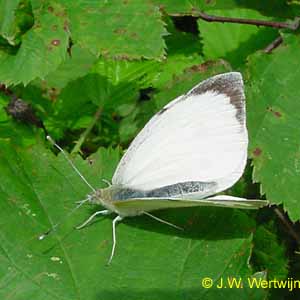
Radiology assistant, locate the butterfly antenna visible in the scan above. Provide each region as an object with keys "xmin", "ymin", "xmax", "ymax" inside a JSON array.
[
  {"xmin": 39, "ymin": 197, "xmax": 89, "ymax": 240},
  {"xmin": 46, "ymin": 135, "xmax": 96, "ymax": 193},
  {"xmin": 39, "ymin": 136, "xmax": 96, "ymax": 240}
]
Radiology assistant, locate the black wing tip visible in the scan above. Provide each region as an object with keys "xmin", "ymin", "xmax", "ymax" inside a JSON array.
[
  {"xmin": 189, "ymin": 72, "xmax": 245, "ymax": 125},
  {"xmin": 156, "ymin": 72, "xmax": 245, "ymax": 121},
  {"xmin": 189, "ymin": 72, "xmax": 244, "ymax": 96},
  {"xmin": 215, "ymin": 72, "xmax": 243, "ymax": 86}
]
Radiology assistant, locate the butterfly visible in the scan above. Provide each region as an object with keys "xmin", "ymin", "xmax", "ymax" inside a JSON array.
[{"xmin": 42, "ymin": 72, "xmax": 267, "ymax": 264}]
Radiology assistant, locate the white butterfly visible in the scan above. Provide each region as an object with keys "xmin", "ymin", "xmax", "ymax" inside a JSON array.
[{"xmin": 43, "ymin": 72, "xmax": 267, "ymax": 264}]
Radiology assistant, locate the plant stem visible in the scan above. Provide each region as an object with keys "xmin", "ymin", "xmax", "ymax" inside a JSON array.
[
  {"xmin": 190, "ymin": 11, "xmax": 300, "ymax": 30},
  {"xmin": 274, "ymin": 207, "xmax": 300, "ymax": 245},
  {"xmin": 71, "ymin": 105, "xmax": 103, "ymax": 155},
  {"xmin": 264, "ymin": 36, "xmax": 283, "ymax": 53}
]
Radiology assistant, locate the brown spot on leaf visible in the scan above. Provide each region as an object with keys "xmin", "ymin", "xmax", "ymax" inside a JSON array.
[
  {"xmin": 52, "ymin": 24, "xmax": 58, "ymax": 31},
  {"xmin": 147, "ymin": 9, "xmax": 154, "ymax": 16},
  {"xmin": 114, "ymin": 54, "xmax": 130, "ymax": 60},
  {"xmin": 159, "ymin": 4, "xmax": 165, "ymax": 12},
  {"xmin": 274, "ymin": 111, "xmax": 282, "ymax": 118},
  {"xmin": 237, "ymin": 250, "xmax": 246, "ymax": 257},
  {"xmin": 189, "ymin": 65, "xmax": 204, "ymax": 72},
  {"xmin": 187, "ymin": 218, "xmax": 194, "ymax": 226},
  {"xmin": 253, "ymin": 147, "xmax": 262, "ymax": 157},
  {"xmin": 191, "ymin": 7, "xmax": 198, "ymax": 14},
  {"xmin": 114, "ymin": 28, "xmax": 127, "ymax": 35},
  {"xmin": 43, "ymin": 87, "xmax": 59, "ymax": 101},
  {"xmin": 102, "ymin": 49, "xmax": 109, "ymax": 58},
  {"xmin": 130, "ymin": 32, "xmax": 138, "ymax": 39},
  {"xmin": 86, "ymin": 7, "xmax": 97, "ymax": 14},
  {"xmin": 54, "ymin": 10, "xmax": 67, "ymax": 17},
  {"xmin": 187, "ymin": 61, "xmax": 219, "ymax": 73},
  {"xmin": 123, "ymin": 0, "xmax": 129, "ymax": 4},
  {"xmin": 79, "ymin": 21, "xmax": 88, "ymax": 26},
  {"xmin": 8, "ymin": 196, "xmax": 18, "ymax": 204},
  {"xmin": 34, "ymin": 23, "xmax": 42, "ymax": 29},
  {"xmin": 267, "ymin": 106, "xmax": 282, "ymax": 118},
  {"xmin": 64, "ymin": 20, "xmax": 70, "ymax": 32},
  {"xmin": 48, "ymin": 6, "xmax": 54, "ymax": 13},
  {"xmin": 51, "ymin": 39, "xmax": 60, "ymax": 46}
]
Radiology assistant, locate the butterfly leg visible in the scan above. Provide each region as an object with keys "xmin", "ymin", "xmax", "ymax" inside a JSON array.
[
  {"xmin": 75, "ymin": 197, "xmax": 90, "ymax": 205},
  {"xmin": 107, "ymin": 215, "xmax": 123, "ymax": 265},
  {"xmin": 102, "ymin": 179, "xmax": 112, "ymax": 187},
  {"xmin": 143, "ymin": 212, "xmax": 184, "ymax": 231},
  {"xmin": 76, "ymin": 210, "xmax": 111, "ymax": 229}
]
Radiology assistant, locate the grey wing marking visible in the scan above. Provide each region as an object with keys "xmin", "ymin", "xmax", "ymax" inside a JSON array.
[{"xmin": 112, "ymin": 181, "xmax": 218, "ymax": 201}]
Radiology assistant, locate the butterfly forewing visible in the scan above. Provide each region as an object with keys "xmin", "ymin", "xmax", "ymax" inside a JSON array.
[{"xmin": 112, "ymin": 72, "xmax": 248, "ymax": 198}]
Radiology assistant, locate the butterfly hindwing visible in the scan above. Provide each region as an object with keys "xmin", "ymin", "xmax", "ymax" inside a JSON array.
[{"xmin": 113, "ymin": 196, "xmax": 267, "ymax": 216}]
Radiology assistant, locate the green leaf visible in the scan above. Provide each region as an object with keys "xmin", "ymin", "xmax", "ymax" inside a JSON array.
[
  {"xmin": 198, "ymin": 9, "xmax": 278, "ymax": 68},
  {"xmin": 42, "ymin": 11, "xmax": 205, "ymax": 143},
  {"xmin": 93, "ymin": 16, "xmax": 203, "ymax": 91},
  {"xmin": 92, "ymin": 17, "xmax": 203, "ymax": 91},
  {"xmin": 0, "ymin": 2, "xmax": 69, "ymax": 85},
  {"xmin": 0, "ymin": 138, "xmax": 266, "ymax": 300},
  {"xmin": 252, "ymin": 221, "xmax": 288, "ymax": 280},
  {"xmin": 43, "ymin": 71, "xmax": 140, "ymax": 141},
  {"xmin": 151, "ymin": 16, "xmax": 203, "ymax": 89},
  {"xmin": 246, "ymin": 34, "xmax": 300, "ymax": 221},
  {"xmin": 66, "ymin": 0, "xmax": 167, "ymax": 59},
  {"xmin": 0, "ymin": 0, "xmax": 20, "ymax": 44},
  {"xmin": 38, "ymin": 45, "xmax": 97, "ymax": 90},
  {"xmin": 44, "ymin": 76, "xmax": 97, "ymax": 138}
]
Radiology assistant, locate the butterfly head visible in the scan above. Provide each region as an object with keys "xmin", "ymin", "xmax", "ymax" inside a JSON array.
[{"xmin": 87, "ymin": 187, "xmax": 117, "ymax": 212}]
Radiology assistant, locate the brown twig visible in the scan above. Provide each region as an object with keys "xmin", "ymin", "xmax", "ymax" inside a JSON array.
[
  {"xmin": 264, "ymin": 36, "xmax": 283, "ymax": 53},
  {"xmin": 274, "ymin": 207, "xmax": 300, "ymax": 245},
  {"xmin": 192, "ymin": 11, "xmax": 300, "ymax": 30}
]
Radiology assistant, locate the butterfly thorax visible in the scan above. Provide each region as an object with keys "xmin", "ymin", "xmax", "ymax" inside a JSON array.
[
  {"xmin": 88, "ymin": 187, "xmax": 115, "ymax": 211},
  {"xmin": 87, "ymin": 185, "xmax": 144, "ymax": 217}
]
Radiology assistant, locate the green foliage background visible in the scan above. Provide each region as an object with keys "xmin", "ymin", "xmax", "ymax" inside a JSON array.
[{"xmin": 1, "ymin": 1, "xmax": 300, "ymax": 299}]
